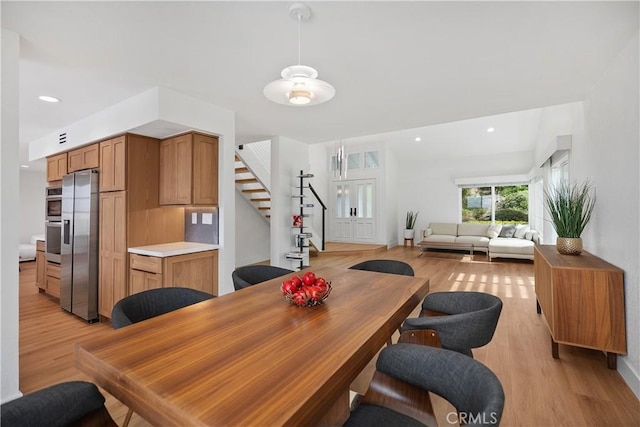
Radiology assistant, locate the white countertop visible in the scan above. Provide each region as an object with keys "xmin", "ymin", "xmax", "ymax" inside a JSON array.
[{"xmin": 128, "ymin": 242, "xmax": 219, "ymax": 257}]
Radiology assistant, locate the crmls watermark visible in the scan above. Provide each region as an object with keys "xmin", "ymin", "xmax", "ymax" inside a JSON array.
[{"xmin": 446, "ymin": 411, "xmax": 500, "ymax": 425}]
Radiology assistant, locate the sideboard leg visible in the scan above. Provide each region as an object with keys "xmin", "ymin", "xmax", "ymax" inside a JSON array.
[
  {"xmin": 536, "ymin": 299, "xmax": 541, "ymax": 314},
  {"xmin": 607, "ymin": 352, "xmax": 617, "ymax": 370},
  {"xmin": 551, "ymin": 337, "xmax": 559, "ymax": 359}
]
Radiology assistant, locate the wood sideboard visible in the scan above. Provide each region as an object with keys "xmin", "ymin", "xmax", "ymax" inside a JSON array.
[{"xmin": 534, "ymin": 244, "xmax": 626, "ymax": 369}]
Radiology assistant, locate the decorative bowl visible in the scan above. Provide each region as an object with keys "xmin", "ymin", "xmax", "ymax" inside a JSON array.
[{"xmin": 281, "ymin": 271, "xmax": 332, "ymax": 307}]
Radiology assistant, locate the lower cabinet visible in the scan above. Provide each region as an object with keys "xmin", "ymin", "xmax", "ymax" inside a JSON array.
[
  {"xmin": 129, "ymin": 251, "xmax": 218, "ymax": 296},
  {"xmin": 35, "ymin": 240, "xmax": 61, "ymax": 298},
  {"xmin": 45, "ymin": 261, "xmax": 61, "ymax": 298}
]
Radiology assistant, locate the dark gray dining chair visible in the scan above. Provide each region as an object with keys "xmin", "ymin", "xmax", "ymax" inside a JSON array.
[
  {"xmin": 232, "ymin": 265, "xmax": 294, "ymax": 291},
  {"xmin": 111, "ymin": 287, "xmax": 215, "ymax": 425},
  {"xmin": 400, "ymin": 291, "xmax": 503, "ymax": 357},
  {"xmin": 111, "ymin": 287, "xmax": 215, "ymax": 329},
  {"xmin": 0, "ymin": 381, "xmax": 116, "ymax": 427},
  {"xmin": 349, "ymin": 259, "xmax": 415, "ymax": 276},
  {"xmin": 346, "ymin": 344, "xmax": 504, "ymax": 427}
]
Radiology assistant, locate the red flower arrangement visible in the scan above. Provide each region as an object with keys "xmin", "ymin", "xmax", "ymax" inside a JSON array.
[{"xmin": 281, "ymin": 271, "xmax": 332, "ymax": 307}]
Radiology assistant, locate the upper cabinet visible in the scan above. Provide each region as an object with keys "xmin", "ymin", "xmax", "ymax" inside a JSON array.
[
  {"xmin": 46, "ymin": 152, "xmax": 68, "ymax": 182},
  {"xmin": 159, "ymin": 132, "xmax": 218, "ymax": 205},
  {"xmin": 99, "ymin": 135, "xmax": 127, "ymax": 192},
  {"xmin": 68, "ymin": 143, "xmax": 100, "ymax": 173}
]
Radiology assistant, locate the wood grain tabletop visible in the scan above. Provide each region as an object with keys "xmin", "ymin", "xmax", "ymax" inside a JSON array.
[{"xmin": 75, "ymin": 266, "xmax": 429, "ymax": 426}]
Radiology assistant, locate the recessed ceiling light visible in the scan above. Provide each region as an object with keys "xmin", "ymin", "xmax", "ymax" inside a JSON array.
[
  {"xmin": 414, "ymin": 137, "xmax": 421, "ymax": 142},
  {"xmin": 487, "ymin": 127, "xmax": 495, "ymax": 133},
  {"xmin": 38, "ymin": 95, "xmax": 60, "ymax": 103},
  {"xmin": 20, "ymin": 165, "xmax": 29, "ymax": 168}
]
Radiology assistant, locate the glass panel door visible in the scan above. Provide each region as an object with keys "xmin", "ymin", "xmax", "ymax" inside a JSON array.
[{"xmin": 331, "ymin": 179, "xmax": 376, "ymax": 243}]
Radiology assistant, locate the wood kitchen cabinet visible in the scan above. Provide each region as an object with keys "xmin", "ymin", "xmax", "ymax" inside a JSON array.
[
  {"xmin": 46, "ymin": 153, "xmax": 68, "ymax": 182},
  {"xmin": 35, "ymin": 239, "xmax": 60, "ymax": 298},
  {"xmin": 45, "ymin": 261, "xmax": 61, "ymax": 298},
  {"xmin": 99, "ymin": 135, "xmax": 126, "ymax": 192},
  {"xmin": 159, "ymin": 132, "xmax": 218, "ymax": 205},
  {"xmin": 99, "ymin": 191, "xmax": 127, "ymax": 318},
  {"xmin": 97, "ymin": 134, "xmax": 184, "ymax": 319},
  {"xmin": 68, "ymin": 143, "xmax": 99, "ymax": 172},
  {"xmin": 534, "ymin": 245, "xmax": 626, "ymax": 369},
  {"xmin": 129, "ymin": 251, "xmax": 218, "ymax": 296},
  {"xmin": 129, "ymin": 254, "xmax": 163, "ymax": 295}
]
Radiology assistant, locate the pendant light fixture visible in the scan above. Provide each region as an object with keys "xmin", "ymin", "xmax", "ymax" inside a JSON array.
[
  {"xmin": 264, "ymin": 3, "xmax": 335, "ymax": 107},
  {"xmin": 333, "ymin": 140, "xmax": 347, "ymax": 180}
]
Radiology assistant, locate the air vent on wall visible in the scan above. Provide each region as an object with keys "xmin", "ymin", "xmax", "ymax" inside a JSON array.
[{"xmin": 59, "ymin": 132, "xmax": 67, "ymax": 144}]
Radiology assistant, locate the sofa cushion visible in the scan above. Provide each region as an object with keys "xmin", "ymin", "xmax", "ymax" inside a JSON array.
[
  {"xmin": 513, "ymin": 224, "xmax": 530, "ymax": 239},
  {"xmin": 428, "ymin": 223, "xmax": 458, "ymax": 236},
  {"xmin": 499, "ymin": 224, "xmax": 516, "ymax": 238},
  {"xmin": 487, "ymin": 224, "xmax": 502, "ymax": 239},
  {"xmin": 489, "ymin": 237, "xmax": 535, "ymax": 255},
  {"xmin": 455, "ymin": 235, "xmax": 490, "ymax": 248},
  {"xmin": 457, "ymin": 223, "xmax": 490, "ymax": 237},
  {"xmin": 424, "ymin": 235, "xmax": 456, "ymax": 244}
]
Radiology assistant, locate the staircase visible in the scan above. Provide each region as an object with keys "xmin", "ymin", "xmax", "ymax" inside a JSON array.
[{"xmin": 235, "ymin": 155, "xmax": 271, "ymax": 221}]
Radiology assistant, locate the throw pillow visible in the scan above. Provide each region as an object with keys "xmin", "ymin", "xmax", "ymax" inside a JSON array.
[
  {"xmin": 487, "ymin": 224, "xmax": 503, "ymax": 239},
  {"xmin": 499, "ymin": 224, "xmax": 516, "ymax": 238},
  {"xmin": 514, "ymin": 224, "xmax": 530, "ymax": 239},
  {"xmin": 524, "ymin": 230, "xmax": 534, "ymax": 241}
]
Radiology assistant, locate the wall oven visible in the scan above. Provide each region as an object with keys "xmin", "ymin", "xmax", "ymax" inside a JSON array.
[
  {"xmin": 45, "ymin": 185, "xmax": 63, "ymax": 263},
  {"xmin": 45, "ymin": 221, "xmax": 61, "ymax": 263},
  {"xmin": 46, "ymin": 186, "xmax": 63, "ymax": 221}
]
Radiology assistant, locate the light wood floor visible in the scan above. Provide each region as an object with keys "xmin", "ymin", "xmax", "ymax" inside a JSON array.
[{"xmin": 17, "ymin": 247, "xmax": 639, "ymax": 426}]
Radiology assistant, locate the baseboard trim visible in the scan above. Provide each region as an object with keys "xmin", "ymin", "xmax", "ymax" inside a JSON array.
[{"xmin": 617, "ymin": 356, "xmax": 640, "ymax": 399}]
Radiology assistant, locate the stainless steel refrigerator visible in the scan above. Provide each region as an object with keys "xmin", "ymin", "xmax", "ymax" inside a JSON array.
[{"xmin": 61, "ymin": 169, "xmax": 99, "ymax": 322}]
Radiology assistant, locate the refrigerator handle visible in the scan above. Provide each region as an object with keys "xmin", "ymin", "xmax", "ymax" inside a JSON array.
[{"xmin": 63, "ymin": 219, "xmax": 71, "ymax": 245}]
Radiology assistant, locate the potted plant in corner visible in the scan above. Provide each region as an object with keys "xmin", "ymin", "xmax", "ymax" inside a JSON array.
[
  {"xmin": 404, "ymin": 211, "xmax": 419, "ymax": 240},
  {"xmin": 544, "ymin": 180, "xmax": 596, "ymax": 255}
]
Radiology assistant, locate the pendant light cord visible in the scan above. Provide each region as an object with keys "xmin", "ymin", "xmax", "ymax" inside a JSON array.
[{"xmin": 297, "ymin": 14, "xmax": 302, "ymax": 66}]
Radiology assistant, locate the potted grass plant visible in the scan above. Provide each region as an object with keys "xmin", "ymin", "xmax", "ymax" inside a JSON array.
[
  {"xmin": 404, "ymin": 211, "xmax": 419, "ymax": 240},
  {"xmin": 544, "ymin": 180, "xmax": 596, "ymax": 255}
]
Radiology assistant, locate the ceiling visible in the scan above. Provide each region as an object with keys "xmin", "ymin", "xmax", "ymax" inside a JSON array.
[{"xmin": 2, "ymin": 1, "xmax": 638, "ymax": 170}]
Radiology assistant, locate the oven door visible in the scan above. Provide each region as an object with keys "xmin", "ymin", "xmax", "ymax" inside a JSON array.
[
  {"xmin": 45, "ymin": 221, "xmax": 61, "ymax": 263},
  {"xmin": 46, "ymin": 197, "xmax": 62, "ymax": 221}
]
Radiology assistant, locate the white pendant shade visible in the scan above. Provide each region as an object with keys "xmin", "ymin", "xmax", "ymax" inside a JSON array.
[
  {"xmin": 264, "ymin": 3, "xmax": 335, "ymax": 107},
  {"xmin": 264, "ymin": 65, "xmax": 335, "ymax": 106}
]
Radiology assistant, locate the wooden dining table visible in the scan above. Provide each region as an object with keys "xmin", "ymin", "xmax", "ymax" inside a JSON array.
[{"xmin": 75, "ymin": 266, "xmax": 430, "ymax": 426}]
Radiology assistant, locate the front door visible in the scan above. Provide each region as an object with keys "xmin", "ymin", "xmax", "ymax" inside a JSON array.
[{"xmin": 331, "ymin": 179, "xmax": 376, "ymax": 243}]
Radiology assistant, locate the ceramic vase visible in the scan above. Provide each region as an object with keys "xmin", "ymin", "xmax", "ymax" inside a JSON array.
[{"xmin": 556, "ymin": 237, "xmax": 583, "ymax": 255}]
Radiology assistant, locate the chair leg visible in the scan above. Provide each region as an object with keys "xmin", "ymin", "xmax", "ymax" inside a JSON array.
[{"xmin": 122, "ymin": 408, "xmax": 133, "ymax": 427}]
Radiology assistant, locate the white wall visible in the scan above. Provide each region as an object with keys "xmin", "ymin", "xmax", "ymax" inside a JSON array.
[
  {"xmin": 235, "ymin": 191, "xmax": 270, "ymax": 266},
  {"xmin": 308, "ymin": 143, "xmax": 330, "ymax": 249},
  {"xmin": 577, "ymin": 31, "xmax": 639, "ymax": 397},
  {"xmin": 385, "ymin": 143, "xmax": 399, "ymax": 247},
  {"xmin": 270, "ymin": 136, "xmax": 309, "ymax": 269},
  {"xmin": 394, "ymin": 150, "xmax": 534, "ymax": 241},
  {"xmin": 1, "ymin": 28, "xmax": 22, "ymax": 403},
  {"xmin": 19, "ymin": 170, "xmax": 46, "ymax": 243}
]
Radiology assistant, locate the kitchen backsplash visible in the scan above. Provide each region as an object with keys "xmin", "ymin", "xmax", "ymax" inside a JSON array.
[{"xmin": 184, "ymin": 207, "xmax": 219, "ymax": 244}]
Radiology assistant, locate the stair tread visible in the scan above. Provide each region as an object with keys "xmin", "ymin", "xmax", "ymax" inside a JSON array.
[
  {"xmin": 252, "ymin": 197, "xmax": 271, "ymax": 202},
  {"xmin": 236, "ymin": 178, "xmax": 259, "ymax": 184},
  {"xmin": 242, "ymin": 188, "xmax": 267, "ymax": 193},
  {"xmin": 235, "ymin": 167, "xmax": 249, "ymax": 173},
  {"xmin": 258, "ymin": 207, "xmax": 270, "ymax": 210}
]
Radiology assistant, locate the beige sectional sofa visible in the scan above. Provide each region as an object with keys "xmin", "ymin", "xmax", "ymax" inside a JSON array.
[{"xmin": 419, "ymin": 222, "xmax": 540, "ymax": 261}]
